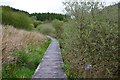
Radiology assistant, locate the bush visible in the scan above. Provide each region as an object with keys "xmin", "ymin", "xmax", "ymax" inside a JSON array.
[
  {"xmin": 40, "ymin": 26, "xmax": 55, "ymax": 34},
  {"xmin": 61, "ymin": 1, "xmax": 118, "ymax": 78},
  {"xmin": 52, "ymin": 19, "xmax": 64, "ymax": 38},
  {"xmin": 30, "ymin": 16, "xmax": 43, "ymax": 28},
  {"xmin": 33, "ymin": 20, "xmax": 42, "ymax": 28},
  {"xmin": 62, "ymin": 20, "xmax": 118, "ymax": 78},
  {"xmin": 36, "ymin": 23, "xmax": 56, "ymax": 37}
]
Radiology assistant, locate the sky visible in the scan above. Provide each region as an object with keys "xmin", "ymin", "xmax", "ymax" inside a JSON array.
[{"xmin": 0, "ymin": 0, "xmax": 119, "ymax": 14}]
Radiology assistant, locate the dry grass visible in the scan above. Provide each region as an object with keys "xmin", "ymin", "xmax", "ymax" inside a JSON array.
[{"xmin": 2, "ymin": 25, "xmax": 46, "ymax": 63}]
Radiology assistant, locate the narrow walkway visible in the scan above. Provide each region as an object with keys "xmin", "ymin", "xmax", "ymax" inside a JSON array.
[{"xmin": 32, "ymin": 36, "xmax": 66, "ymax": 79}]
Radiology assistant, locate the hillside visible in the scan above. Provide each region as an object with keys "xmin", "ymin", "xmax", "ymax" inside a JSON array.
[{"xmin": 1, "ymin": 6, "xmax": 33, "ymax": 30}]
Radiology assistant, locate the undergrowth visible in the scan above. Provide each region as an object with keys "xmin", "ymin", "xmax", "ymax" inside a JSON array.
[{"xmin": 2, "ymin": 38, "xmax": 51, "ymax": 78}]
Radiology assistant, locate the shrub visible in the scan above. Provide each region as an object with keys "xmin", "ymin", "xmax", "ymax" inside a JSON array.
[
  {"xmin": 33, "ymin": 20, "xmax": 42, "ymax": 28},
  {"xmin": 62, "ymin": 20, "xmax": 118, "ymax": 78},
  {"xmin": 40, "ymin": 26, "xmax": 55, "ymax": 34},
  {"xmin": 52, "ymin": 19, "xmax": 64, "ymax": 38},
  {"xmin": 30, "ymin": 16, "xmax": 43, "ymax": 28},
  {"xmin": 36, "ymin": 23, "xmax": 56, "ymax": 37},
  {"xmin": 61, "ymin": 1, "xmax": 119, "ymax": 78}
]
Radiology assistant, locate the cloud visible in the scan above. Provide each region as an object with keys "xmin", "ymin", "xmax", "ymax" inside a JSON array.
[
  {"xmin": 0, "ymin": 0, "xmax": 64, "ymax": 14},
  {"xmin": 0, "ymin": 0, "xmax": 119, "ymax": 14}
]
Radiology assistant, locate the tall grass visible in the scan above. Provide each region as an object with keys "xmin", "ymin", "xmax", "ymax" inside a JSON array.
[
  {"xmin": 2, "ymin": 25, "xmax": 51, "ymax": 78},
  {"xmin": 2, "ymin": 25, "xmax": 45, "ymax": 64},
  {"xmin": 2, "ymin": 38, "xmax": 51, "ymax": 78}
]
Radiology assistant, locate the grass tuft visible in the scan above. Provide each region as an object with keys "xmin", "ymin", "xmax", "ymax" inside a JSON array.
[{"xmin": 2, "ymin": 25, "xmax": 51, "ymax": 78}]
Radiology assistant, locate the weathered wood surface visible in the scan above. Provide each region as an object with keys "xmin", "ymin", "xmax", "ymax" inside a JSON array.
[{"xmin": 32, "ymin": 36, "xmax": 66, "ymax": 79}]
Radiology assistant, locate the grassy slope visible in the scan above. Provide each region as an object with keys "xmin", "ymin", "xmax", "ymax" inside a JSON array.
[
  {"xmin": 2, "ymin": 25, "xmax": 51, "ymax": 78},
  {"xmin": 1, "ymin": 6, "xmax": 33, "ymax": 30}
]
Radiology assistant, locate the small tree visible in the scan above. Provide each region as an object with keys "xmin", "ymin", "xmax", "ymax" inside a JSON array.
[{"xmin": 62, "ymin": 0, "xmax": 118, "ymax": 78}]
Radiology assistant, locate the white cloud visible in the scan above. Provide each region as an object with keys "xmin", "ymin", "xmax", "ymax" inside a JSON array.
[
  {"xmin": 27, "ymin": 0, "xmax": 64, "ymax": 13},
  {"xmin": 0, "ymin": 0, "xmax": 119, "ymax": 14},
  {"xmin": 0, "ymin": 0, "xmax": 65, "ymax": 14}
]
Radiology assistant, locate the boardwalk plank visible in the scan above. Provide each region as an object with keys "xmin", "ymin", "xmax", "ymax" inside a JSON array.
[{"xmin": 32, "ymin": 36, "xmax": 66, "ymax": 79}]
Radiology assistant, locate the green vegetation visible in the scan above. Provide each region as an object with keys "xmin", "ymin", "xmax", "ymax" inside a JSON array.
[
  {"xmin": 52, "ymin": 19, "xmax": 64, "ymax": 39},
  {"xmin": 33, "ymin": 20, "xmax": 42, "ymax": 28},
  {"xmin": 30, "ymin": 13, "xmax": 66, "ymax": 21},
  {"xmin": 1, "ymin": 6, "xmax": 66, "ymax": 30},
  {"xmin": 2, "ymin": 38, "xmax": 51, "ymax": 78},
  {"xmin": 2, "ymin": 6, "xmax": 33, "ymax": 30},
  {"xmin": 1, "ymin": 2, "xmax": 119, "ymax": 78},
  {"xmin": 59, "ymin": 1, "xmax": 119, "ymax": 78},
  {"xmin": 36, "ymin": 23, "xmax": 56, "ymax": 37},
  {"xmin": 36, "ymin": 19, "xmax": 64, "ymax": 38},
  {"xmin": 30, "ymin": 16, "xmax": 43, "ymax": 28}
]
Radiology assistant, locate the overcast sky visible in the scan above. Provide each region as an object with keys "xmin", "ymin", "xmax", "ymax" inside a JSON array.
[{"xmin": 0, "ymin": 0, "xmax": 119, "ymax": 14}]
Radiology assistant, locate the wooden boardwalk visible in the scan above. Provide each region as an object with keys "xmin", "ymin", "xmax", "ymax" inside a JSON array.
[{"xmin": 32, "ymin": 36, "xmax": 66, "ymax": 79}]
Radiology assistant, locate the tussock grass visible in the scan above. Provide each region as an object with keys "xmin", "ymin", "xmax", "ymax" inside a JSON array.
[
  {"xmin": 2, "ymin": 25, "xmax": 45, "ymax": 63},
  {"xmin": 2, "ymin": 25, "xmax": 51, "ymax": 78}
]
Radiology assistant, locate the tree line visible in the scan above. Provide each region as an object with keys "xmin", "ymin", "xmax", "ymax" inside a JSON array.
[
  {"xmin": 1, "ymin": 6, "xmax": 66, "ymax": 22},
  {"xmin": 1, "ymin": 6, "xmax": 66, "ymax": 30},
  {"xmin": 30, "ymin": 13, "xmax": 66, "ymax": 21}
]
